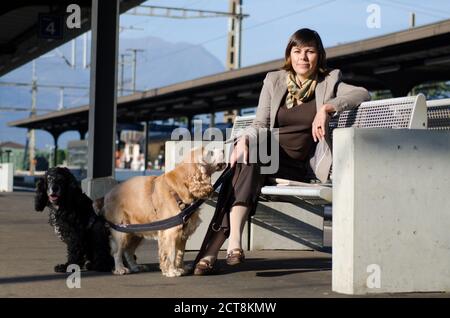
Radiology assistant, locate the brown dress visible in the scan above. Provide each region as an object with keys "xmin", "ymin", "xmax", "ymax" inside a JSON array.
[
  {"xmin": 193, "ymin": 96, "xmax": 318, "ymax": 266},
  {"xmin": 229, "ymin": 96, "xmax": 317, "ymax": 216}
]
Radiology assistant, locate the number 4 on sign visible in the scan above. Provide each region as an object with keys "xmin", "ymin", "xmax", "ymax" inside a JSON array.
[
  {"xmin": 38, "ymin": 14, "xmax": 63, "ymax": 40},
  {"xmin": 46, "ymin": 22, "xmax": 55, "ymax": 35}
]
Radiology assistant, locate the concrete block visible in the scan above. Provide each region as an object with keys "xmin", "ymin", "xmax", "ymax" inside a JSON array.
[
  {"xmin": 0, "ymin": 163, "xmax": 13, "ymax": 192},
  {"xmin": 81, "ymin": 176, "xmax": 118, "ymax": 201},
  {"xmin": 332, "ymin": 128, "xmax": 450, "ymax": 294}
]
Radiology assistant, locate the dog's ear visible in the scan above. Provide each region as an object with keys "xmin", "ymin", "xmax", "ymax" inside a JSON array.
[
  {"xmin": 187, "ymin": 164, "xmax": 213, "ymax": 199},
  {"xmin": 34, "ymin": 177, "xmax": 48, "ymax": 212},
  {"xmin": 62, "ymin": 168, "xmax": 82, "ymax": 206},
  {"xmin": 92, "ymin": 197, "xmax": 104, "ymax": 216}
]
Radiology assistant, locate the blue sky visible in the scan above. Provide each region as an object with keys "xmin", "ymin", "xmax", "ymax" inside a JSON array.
[
  {"xmin": 121, "ymin": 0, "xmax": 450, "ymax": 67},
  {"xmin": 1, "ymin": 0, "xmax": 449, "ymax": 150}
]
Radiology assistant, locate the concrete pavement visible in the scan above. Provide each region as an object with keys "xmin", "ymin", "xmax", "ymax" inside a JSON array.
[{"xmin": 0, "ymin": 191, "xmax": 448, "ymax": 298}]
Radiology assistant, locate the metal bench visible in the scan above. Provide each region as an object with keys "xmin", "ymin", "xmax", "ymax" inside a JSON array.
[
  {"xmin": 230, "ymin": 94, "xmax": 432, "ymax": 252},
  {"xmin": 232, "ymin": 93, "xmax": 430, "ymax": 200},
  {"xmin": 182, "ymin": 94, "xmax": 448, "ymax": 252},
  {"xmin": 426, "ymin": 98, "xmax": 450, "ymax": 130}
]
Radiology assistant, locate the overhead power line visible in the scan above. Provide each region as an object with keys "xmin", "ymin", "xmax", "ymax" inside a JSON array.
[
  {"xmin": 407, "ymin": 1, "xmax": 450, "ymax": 15},
  {"xmin": 370, "ymin": 0, "xmax": 448, "ymax": 19},
  {"xmin": 143, "ymin": 0, "xmax": 338, "ymax": 64},
  {"xmin": 244, "ymin": 0, "xmax": 338, "ymax": 32},
  {"xmin": 385, "ymin": 0, "xmax": 450, "ymax": 17},
  {"xmin": 0, "ymin": 106, "xmax": 55, "ymax": 112},
  {"xmin": 0, "ymin": 81, "xmax": 140, "ymax": 93},
  {"xmin": 0, "ymin": 81, "xmax": 88, "ymax": 90},
  {"xmin": 126, "ymin": 4, "xmax": 249, "ymax": 19}
]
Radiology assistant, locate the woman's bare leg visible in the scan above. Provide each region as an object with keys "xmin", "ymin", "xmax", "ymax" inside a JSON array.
[{"xmin": 227, "ymin": 204, "xmax": 249, "ymax": 253}]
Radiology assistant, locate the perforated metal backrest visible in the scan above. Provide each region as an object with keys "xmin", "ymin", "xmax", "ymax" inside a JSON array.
[
  {"xmin": 329, "ymin": 94, "xmax": 428, "ymax": 131},
  {"xmin": 230, "ymin": 115, "xmax": 256, "ymax": 139},
  {"xmin": 427, "ymin": 98, "xmax": 450, "ymax": 130},
  {"xmin": 230, "ymin": 95, "xmax": 431, "ymax": 139}
]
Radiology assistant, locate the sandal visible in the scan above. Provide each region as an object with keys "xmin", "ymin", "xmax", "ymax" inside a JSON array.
[
  {"xmin": 193, "ymin": 259, "xmax": 217, "ymax": 276},
  {"xmin": 226, "ymin": 248, "xmax": 245, "ymax": 266}
]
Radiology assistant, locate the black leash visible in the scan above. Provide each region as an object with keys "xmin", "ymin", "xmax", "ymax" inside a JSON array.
[
  {"xmin": 106, "ymin": 166, "xmax": 233, "ymax": 233},
  {"xmin": 193, "ymin": 164, "xmax": 235, "ymax": 266}
]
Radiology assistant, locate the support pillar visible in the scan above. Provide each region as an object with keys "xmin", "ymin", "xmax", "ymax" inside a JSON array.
[
  {"xmin": 187, "ymin": 115, "xmax": 193, "ymax": 138},
  {"xmin": 51, "ymin": 132, "xmax": 60, "ymax": 168},
  {"xmin": 144, "ymin": 121, "xmax": 150, "ymax": 171},
  {"xmin": 82, "ymin": 0, "xmax": 119, "ymax": 199},
  {"xmin": 79, "ymin": 129, "xmax": 87, "ymax": 140},
  {"xmin": 390, "ymin": 84, "xmax": 414, "ymax": 97}
]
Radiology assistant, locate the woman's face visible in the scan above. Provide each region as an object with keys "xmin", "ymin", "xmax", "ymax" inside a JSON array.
[{"xmin": 290, "ymin": 44, "xmax": 319, "ymax": 79}]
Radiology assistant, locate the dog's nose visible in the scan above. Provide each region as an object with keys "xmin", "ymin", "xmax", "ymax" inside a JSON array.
[{"xmin": 51, "ymin": 185, "xmax": 59, "ymax": 193}]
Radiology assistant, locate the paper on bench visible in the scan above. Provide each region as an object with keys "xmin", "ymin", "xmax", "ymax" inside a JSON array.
[{"xmin": 271, "ymin": 178, "xmax": 331, "ymax": 187}]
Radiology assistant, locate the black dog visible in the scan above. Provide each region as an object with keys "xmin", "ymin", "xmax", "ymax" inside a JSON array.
[{"xmin": 35, "ymin": 167, "xmax": 113, "ymax": 273}]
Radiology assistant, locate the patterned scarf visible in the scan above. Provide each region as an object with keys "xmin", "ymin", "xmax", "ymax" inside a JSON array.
[{"xmin": 285, "ymin": 72, "xmax": 318, "ymax": 109}]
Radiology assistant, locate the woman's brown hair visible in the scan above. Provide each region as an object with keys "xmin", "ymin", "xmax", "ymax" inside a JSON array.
[{"xmin": 282, "ymin": 28, "xmax": 328, "ymax": 75}]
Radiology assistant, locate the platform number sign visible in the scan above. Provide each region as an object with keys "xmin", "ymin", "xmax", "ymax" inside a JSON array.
[{"xmin": 38, "ymin": 14, "xmax": 63, "ymax": 39}]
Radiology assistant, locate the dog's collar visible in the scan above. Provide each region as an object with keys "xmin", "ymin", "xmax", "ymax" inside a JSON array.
[
  {"xmin": 172, "ymin": 191, "xmax": 185, "ymax": 209},
  {"xmin": 106, "ymin": 167, "xmax": 233, "ymax": 233}
]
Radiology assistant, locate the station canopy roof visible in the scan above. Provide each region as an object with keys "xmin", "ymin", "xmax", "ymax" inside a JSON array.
[{"xmin": 4, "ymin": 7, "xmax": 450, "ymax": 135}]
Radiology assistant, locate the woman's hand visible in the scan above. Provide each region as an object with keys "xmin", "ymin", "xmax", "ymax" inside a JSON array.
[
  {"xmin": 312, "ymin": 103, "xmax": 336, "ymax": 142},
  {"xmin": 230, "ymin": 136, "xmax": 249, "ymax": 168}
]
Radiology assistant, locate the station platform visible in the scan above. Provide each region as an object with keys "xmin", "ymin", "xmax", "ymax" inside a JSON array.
[{"xmin": 0, "ymin": 191, "xmax": 448, "ymax": 298}]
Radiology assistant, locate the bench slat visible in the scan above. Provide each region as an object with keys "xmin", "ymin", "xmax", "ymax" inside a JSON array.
[
  {"xmin": 261, "ymin": 185, "xmax": 332, "ymax": 203},
  {"xmin": 427, "ymin": 99, "xmax": 450, "ymax": 130}
]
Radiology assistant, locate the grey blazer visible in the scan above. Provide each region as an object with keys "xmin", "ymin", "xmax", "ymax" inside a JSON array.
[{"xmin": 242, "ymin": 69, "xmax": 371, "ymax": 183}]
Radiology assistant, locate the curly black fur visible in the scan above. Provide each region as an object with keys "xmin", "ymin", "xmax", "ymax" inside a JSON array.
[{"xmin": 35, "ymin": 167, "xmax": 113, "ymax": 273}]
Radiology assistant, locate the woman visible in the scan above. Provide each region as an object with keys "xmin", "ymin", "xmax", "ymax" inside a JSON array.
[{"xmin": 193, "ymin": 28, "xmax": 370, "ymax": 275}]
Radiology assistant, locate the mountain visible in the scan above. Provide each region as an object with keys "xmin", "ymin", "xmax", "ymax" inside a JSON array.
[
  {"xmin": 0, "ymin": 35, "xmax": 225, "ymax": 149},
  {"xmin": 118, "ymin": 36, "xmax": 225, "ymax": 90}
]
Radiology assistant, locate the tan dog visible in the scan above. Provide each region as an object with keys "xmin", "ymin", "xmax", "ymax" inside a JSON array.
[{"xmin": 100, "ymin": 146, "xmax": 225, "ymax": 277}]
